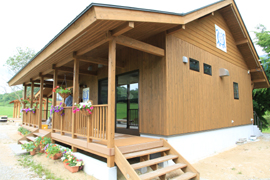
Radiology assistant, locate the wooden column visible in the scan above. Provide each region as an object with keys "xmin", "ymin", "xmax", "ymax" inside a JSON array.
[
  {"xmin": 23, "ymin": 85, "xmax": 27, "ymax": 124},
  {"xmin": 30, "ymin": 82, "xmax": 34, "ymax": 126},
  {"xmin": 13, "ymin": 103, "xmax": 15, "ymax": 118},
  {"xmin": 39, "ymin": 76, "xmax": 44, "ymax": 129},
  {"xmin": 107, "ymin": 39, "xmax": 116, "ymax": 167},
  {"xmin": 52, "ymin": 68, "xmax": 58, "ymax": 132},
  {"xmin": 46, "ymin": 97, "xmax": 49, "ymax": 120},
  {"xmin": 72, "ymin": 56, "xmax": 79, "ymax": 138}
]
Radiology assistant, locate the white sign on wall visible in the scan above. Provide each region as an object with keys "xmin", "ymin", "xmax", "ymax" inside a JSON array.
[
  {"xmin": 82, "ymin": 87, "xmax": 90, "ymax": 102},
  {"xmin": 215, "ymin": 24, "xmax": 227, "ymax": 52}
]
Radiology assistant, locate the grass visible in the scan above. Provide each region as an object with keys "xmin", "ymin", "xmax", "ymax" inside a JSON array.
[
  {"xmin": 0, "ymin": 105, "xmax": 15, "ymax": 118},
  {"xmin": 116, "ymin": 102, "xmax": 138, "ymax": 119},
  {"xmin": 262, "ymin": 127, "xmax": 270, "ymax": 133},
  {"xmin": 18, "ymin": 155, "xmax": 63, "ymax": 180}
]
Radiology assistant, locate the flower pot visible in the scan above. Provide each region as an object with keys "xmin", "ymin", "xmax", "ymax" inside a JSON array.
[
  {"xmin": 63, "ymin": 162, "xmax": 79, "ymax": 173},
  {"xmin": 39, "ymin": 145, "xmax": 45, "ymax": 153},
  {"xmin": 56, "ymin": 110, "xmax": 64, "ymax": 115},
  {"xmin": 50, "ymin": 152, "xmax": 62, "ymax": 160},
  {"xmin": 30, "ymin": 150, "xmax": 36, "ymax": 156},
  {"xmin": 81, "ymin": 109, "xmax": 91, "ymax": 116},
  {"xmin": 58, "ymin": 92, "xmax": 71, "ymax": 99}
]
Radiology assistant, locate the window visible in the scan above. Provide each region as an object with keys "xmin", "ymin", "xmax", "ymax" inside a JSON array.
[
  {"xmin": 203, "ymin": 63, "xmax": 212, "ymax": 75},
  {"xmin": 189, "ymin": 58, "xmax": 199, "ymax": 72},
  {"xmin": 98, "ymin": 79, "xmax": 108, "ymax": 104},
  {"xmin": 233, "ymin": 82, "xmax": 239, "ymax": 99}
]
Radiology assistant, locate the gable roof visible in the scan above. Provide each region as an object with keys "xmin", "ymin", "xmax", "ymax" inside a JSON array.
[{"xmin": 7, "ymin": 0, "xmax": 269, "ymax": 88}]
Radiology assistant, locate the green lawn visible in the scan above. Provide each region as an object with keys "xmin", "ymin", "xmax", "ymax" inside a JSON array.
[
  {"xmin": 0, "ymin": 105, "xmax": 16, "ymax": 118},
  {"xmin": 117, "ymin": 102, "xmax": 138, "ymax": 119},
  {"xmin": 262, "ymin": 127, "xmax": 270, "ymax": 133}
]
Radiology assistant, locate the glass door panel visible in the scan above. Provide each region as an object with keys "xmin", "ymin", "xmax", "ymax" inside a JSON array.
[{"xmin": 116, "ymin": 85, "xmax": 127, "ymax": 129}]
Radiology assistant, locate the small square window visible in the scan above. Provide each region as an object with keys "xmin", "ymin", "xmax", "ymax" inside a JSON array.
[
  {"xmin": 203, "ymin": 63, "xmax": 212, "ymax": 76},
  {"xmin": 189, "ymin": 58, "xmax": 199, "ymax": 72},
  {"xmin": 233, "ymin": 82, "xmax": 239, "ymax": 99}
]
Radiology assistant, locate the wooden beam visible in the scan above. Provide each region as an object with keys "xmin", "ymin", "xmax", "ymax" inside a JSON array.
[
  {"xmin": 52, "ymin": 69, "xmax": 58, "ymax": 133},
  {"xmin": 252, "ymin": 79, "xmax": 266, "ymax": 83},
  {"xmin": 57, "ymin": 66, "xmax": 97, "ymax": 76},
  {"xmin": 43, "ymin": 74, "xmax": 73, "ymax": 81},
  {"xmin": 30, "ymin": 82, "xmax": 34, "ymax": 108},
  {"xmin": 107, "ymin": 39, "xmax": 116, "ymax": 156},
  {"xmin": 25, "ymin": 84, "xmax": 53, "ymax": 88},
  {"xmin": 250, "ymin": 68, "xmax": 262, "ymax": 73},
  {"xmin": 115, "ymin": 35, "xmax": 165, "ymax": 56},
  {"xmin": 77, "ymin": 32, "xmax": 113, "ymax": 56},
  {"xmin": 77, "ymin": 55, "xmax": 125, "ymax": 68},
  {"xmin": 72, "ymin": 57, "xmax": 80, "ymax": 139},
  {"xmin": 111, "ymin": 22, "xmax": 134, "ymax": 36},
  {"xmin": 236, "ymin": 39, "xmax": 248, "ymax": 46},
  {"xmin": 166, "ymin": 25, "xmax": 185, "ymax": 35},
  {"xmin": 39, "ymin": 76, "xmax": 44, "ymax": 128}
]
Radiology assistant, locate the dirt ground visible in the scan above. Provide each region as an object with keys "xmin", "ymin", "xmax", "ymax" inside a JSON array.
[
  {"xmin": 1, "ymin": 121, "xmax": 270, "ymax": 180},
  {"xmin": 193, "ymin": 134, "xmax": 270, "ymax": 180}
]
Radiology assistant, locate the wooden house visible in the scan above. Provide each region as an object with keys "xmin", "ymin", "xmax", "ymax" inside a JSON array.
[{"xmin": 8, "ymin": 0, "xmax": 269, "ymax": 179}]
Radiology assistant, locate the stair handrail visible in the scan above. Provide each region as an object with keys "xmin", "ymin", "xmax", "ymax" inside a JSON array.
[{"xmin": 253, "ymin": 111, "xmax": 262, "ymax": 131}]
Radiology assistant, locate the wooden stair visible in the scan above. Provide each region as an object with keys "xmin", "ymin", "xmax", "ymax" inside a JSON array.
[
  {"xmin": 18, "ymin": 129, "xmax": 51, "ymax": 145},
  {"xmin": 115, "ymin": 138, "xmax": 199, "ymax": 180}
]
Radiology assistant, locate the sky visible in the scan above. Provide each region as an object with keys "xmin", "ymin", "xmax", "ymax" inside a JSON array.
[{"xmin": 0, "ymin": 0, "xmax": 269, "ymax": 93}]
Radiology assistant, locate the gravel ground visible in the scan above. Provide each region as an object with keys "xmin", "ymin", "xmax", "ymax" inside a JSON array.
[{"xmin": 0, "ymin": 122, "xmax": 42, "ymax": 180}]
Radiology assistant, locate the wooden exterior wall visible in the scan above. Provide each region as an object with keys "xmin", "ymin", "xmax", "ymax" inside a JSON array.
[
  {"xmin": 165, "ymin": 11, "xmax": 253, "ymax": 135},
  {"xmin": 79, "ymin": 33, "xmax": 167, "ymax": 135}
]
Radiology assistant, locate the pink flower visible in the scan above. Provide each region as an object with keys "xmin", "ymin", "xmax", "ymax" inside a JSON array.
[
  {"xmin": 76, "ymin": 108, "xmax": 80, "ymax": 112},
  {"xmin": 90, "ymin": 106, "xmax": 93, "ymax": 110},
  {"xmin": 89, "ymin": 111, "xmax": 92, "ymax": 114},
  {"xmin": 83, "ymin": 105, "xmax": 85, "ymax": 108}
]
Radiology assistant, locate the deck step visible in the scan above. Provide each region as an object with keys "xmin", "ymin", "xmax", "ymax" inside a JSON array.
[
  {"xmin": 26, "ymin": 136, "xmax": 37, "ymax": 142},
  {"xmin": 139, "ymin": 163, "xmax": 187, "ymax": 180},
  {"xmin": 131, "ymin": 155, "xmax": 179, "ymax": 170},
  {"xmin": 171, "ymin": 172, "xmax": 197, "ymax": 180},
  {"xmin": 124, "ymin": 147, "xmax": 170, "ymax": 159},
  {"xmin": 33, "ymin": 133, "xmax": 45, "ymax": 137},
  {"xmin": 19, "ymin": 140, "xmax": 29, "ymax": 144}
]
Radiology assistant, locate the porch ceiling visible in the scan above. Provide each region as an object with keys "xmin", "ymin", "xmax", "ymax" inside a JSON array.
[{"xmin": 9, "ymin": 19, "xmax": 177, "ymax": 86}]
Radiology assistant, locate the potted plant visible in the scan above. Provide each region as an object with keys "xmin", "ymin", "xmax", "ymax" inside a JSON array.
[
  {"xmin": 21, "ymin": 107, "xmax": 36, "ymax": 114},
  {"xmin": 45, "ymin": 144, "xmax": 63, "ymax": 160},
  {"xmin": 50, "ymin": 102, "xmax": 65, "ymax": 116},
  {"xmin": 35, "ymin": 136, "xmax": 51, "ymax": 153},
  {"xmin": 18, "ymin": 127, "xmax": 23, "ymax": 136},
  {"xmin": 53, "ymin": 86, "xmax": 71, "ymax": 99},
  {"xmin": 72, "ymin": 101, "xmax": 93, "ymax": 116},
  {"xmin": 61, "ymin": 150, "xmax": 84, "ymax": 173},
  {"xmin": 21, "ymin": 141, "xmax": 36, "ymax": 156}
]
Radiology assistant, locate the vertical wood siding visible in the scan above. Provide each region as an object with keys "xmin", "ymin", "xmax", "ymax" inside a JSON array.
[
  {"xmin": 166, "ymin": 12, "xmax": 253, "ymax": 135},
  {"xmin": 80, "ymin": 33, "xmax": 167, "ymax": 135}
]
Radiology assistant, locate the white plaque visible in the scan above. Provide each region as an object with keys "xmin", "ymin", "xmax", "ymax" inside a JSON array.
[
  {"xmin": 215, "ymin": 24, "xmax": 227, "ymax": 52},
  {"xmin": 82, "ymin": 87, "xmax": 90, "ymax": 102}
]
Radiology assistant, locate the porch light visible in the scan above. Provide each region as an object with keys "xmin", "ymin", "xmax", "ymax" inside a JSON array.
[
  {"xmin": 87, "ymin": 65, "xmax": 93, "ymax": 71},
  {"xmin": 98, "ymin": 64, "xmax": 103, "ymax": 68}
]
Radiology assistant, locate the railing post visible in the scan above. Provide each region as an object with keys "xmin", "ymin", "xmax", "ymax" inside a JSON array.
[
  {"xmin": 107, "ymin": 39, "xmax": 116, "ymax": 167},
  {"xmin": 61, "ymin": 104, "xmax": 65, "ymax": 135},
  {"xmin": 72, "ymin": 53, "xmax": 79, "ymax": 139}
]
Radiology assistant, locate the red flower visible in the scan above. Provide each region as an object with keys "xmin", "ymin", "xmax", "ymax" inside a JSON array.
[{"xmin": 56, "ymin": 86, "xmax": 59, "ymax": 88}]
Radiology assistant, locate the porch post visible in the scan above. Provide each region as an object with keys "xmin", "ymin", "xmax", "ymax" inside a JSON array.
[
  {"xmin": 30, "ymin": 81, "xmax": 34, "ymax": 126},
  {"xmin": 72, "ymin": 55, "xmax": 79, "ymax": 139},
  {"xmin": 39, "ymin": 76, "xmax": 44, "ymax": 128},
  {"xmin": 107, "ymin": 39, "xmax": 116, "ymax": 167},
  {"xmin": 46, "ymin": 97, "xmax": 49, "ymax": 120},
  {"xmin": 52, "ymin": 67, "xmax": 58, "ymax": 132},
  {"xmin": 13, "ymin": 103, "xmax": 15, "ymax": 118},
  {"xmin": 23, "ymin": 85, "xmax": 27, "ymax": 124}
]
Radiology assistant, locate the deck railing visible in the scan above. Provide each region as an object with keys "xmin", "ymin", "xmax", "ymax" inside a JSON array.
[
  {"xmin": 23, "ymin": 109, "xmax": 39, "ymax": 127},
  {"xmin": 52, "ymin": 105, "xmax": 108, "ymax": 145}
]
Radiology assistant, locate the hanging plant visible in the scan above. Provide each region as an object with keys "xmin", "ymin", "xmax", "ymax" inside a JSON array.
[
  {"xmin": 22, "ymin": 99, "xmax": 30, "ymax": 106},
  {"xmin": 21, "ymin": 107, "xmax": 36, "ymax": 114},
  {"xmin": 52, "ymin": 86, "xmax": 71, "ymax": 99},
  {"xmin": 50, "ymin": 102, "xmax": 65, "ymax": 116},
  {"xmin": 72, "ymin": 102, "xmax": 93, "ymax": 116}
]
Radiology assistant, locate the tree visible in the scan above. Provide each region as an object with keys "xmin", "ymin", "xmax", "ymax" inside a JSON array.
[
  {"xmin": 253, "ymin": 24, "xmax": 270, "ymax": 129},
  {"xmin": 5, "ymin": 47, "xmax": 36, "ymax": 75},
  {"xmin": 1, "ymin": 47, "xmax": 36, "ymax": 104}
]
